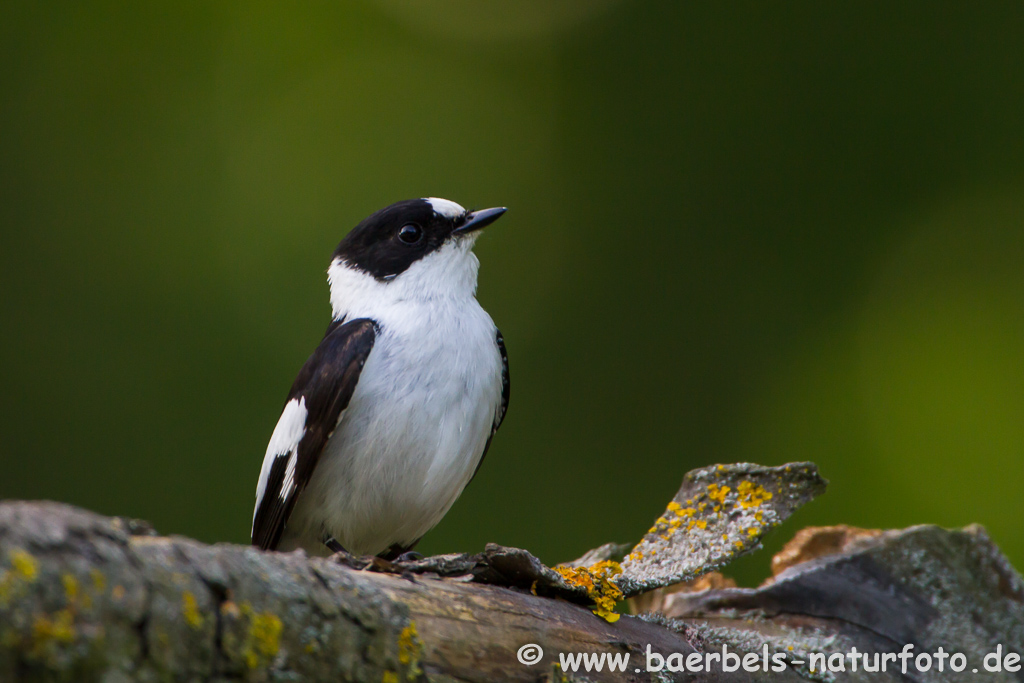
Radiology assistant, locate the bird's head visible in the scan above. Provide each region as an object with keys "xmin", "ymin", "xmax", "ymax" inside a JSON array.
[{"xmin": 328, "ymin": 198, "xmax": 506, "ymax": 317}]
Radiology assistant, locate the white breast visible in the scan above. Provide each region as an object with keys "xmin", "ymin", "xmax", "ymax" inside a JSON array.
[{"xmin": 282, "ymin": 241, "xmax": 503, "ymax": 556}]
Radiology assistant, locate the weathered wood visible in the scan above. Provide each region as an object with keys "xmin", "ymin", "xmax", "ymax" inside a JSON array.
[
  {"xmin": 1, "ymin": 466, "xmax": 1021, "ymax": 682},
  {"xmin": 0, "ymin": 501, "xmax": 754, "ymax": 682}
]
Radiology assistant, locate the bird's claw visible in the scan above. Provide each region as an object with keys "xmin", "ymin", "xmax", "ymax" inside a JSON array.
[{"xmin": 395, "ymin": 551, "xmax": 424, "ymax": 563}]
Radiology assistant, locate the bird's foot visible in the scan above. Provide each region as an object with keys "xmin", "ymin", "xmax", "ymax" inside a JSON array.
[
  {"xmin": 394, "ymin": 551, "xmax": 424, "ymax": 563},
  {"xmin": 327, "ymin": 550, "xmax": 402, "ymax": 573},
  {"xmin": 325, "ymin": 543, "xmax": 421, "ymax": 581},
  {"xmin": 360, "ymin": 556, "xmax": 400, "ymax": 573},
  {"xmin": 326, "ymin": 548, "xmax": 365, "ymax": 570}
]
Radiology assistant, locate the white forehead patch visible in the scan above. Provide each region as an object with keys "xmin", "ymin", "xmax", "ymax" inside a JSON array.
[{"xmin": 424, "ymin": 197, "xmax": 465, "ymax": 220}]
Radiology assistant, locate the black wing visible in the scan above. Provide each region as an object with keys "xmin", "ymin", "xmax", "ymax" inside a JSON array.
[
  {"xmin": 469, "ymin": 328, "xmax": 510, "ymax": 482},
  {"xmin": 252, "ymin": 318, "xmax": 377, "ymax": 550}
]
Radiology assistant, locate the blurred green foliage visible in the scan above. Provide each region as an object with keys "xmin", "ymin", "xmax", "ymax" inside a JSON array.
[{"xmin": 2, "ymin": 2, "xmax": 1022, "ymax": 586}]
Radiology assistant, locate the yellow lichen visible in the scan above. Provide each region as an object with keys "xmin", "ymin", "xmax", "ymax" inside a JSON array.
[
  {"xmin": 32, "ymin": 608, "xmax": 76, "ymax": 653},
  {"xmin": 555, "ymin": 561, "xmax": 623, "ymax": 623},
  {"xmin": 243, "ymin": 612, "xmax": 282, "ymax": 668},
  {"xmin": 397, "ymin": 621, "xmax": 424, "ymax": 678},
  {"xmin": 382, "ymin": 672, "xmax": 399, "ymax": 683},
  {"xmin": 648, "ymin": 500, "xmax": 702, "ymax": 541},
  {"xmin": 62, "ymin": 574, "xmax": 79, "ymax": 603},
  {"xmin": 11, "ymin": 550, "xmax": 38, "ymax": 582},
  {"xmin": 707, "ymin": 484, "xmax": 730, "ymax": 505},
  {"xmin": 736, "ymin": 480, "xmax": 773, "ymax": 508},
  {"xmin": 1, "ymin": 550, "xmax": 41, "ymax": 607},
  {"xmin": 90, "ymin": 569, "xmax": 106, "ymax": 593},
  {"xmin": 182, "ymin": 591, "xmax": 205, "ymax": 630}
]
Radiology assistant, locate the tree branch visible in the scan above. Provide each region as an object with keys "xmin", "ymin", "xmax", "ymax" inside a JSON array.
[{"xmin": 2, "ymin": 463, "xmax": 1021, "ymax": 682}]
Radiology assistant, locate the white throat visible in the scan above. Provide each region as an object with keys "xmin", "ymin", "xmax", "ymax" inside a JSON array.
[{"xmin": 327, "ymin": 236, "xmax": 482, "ymax": 321}]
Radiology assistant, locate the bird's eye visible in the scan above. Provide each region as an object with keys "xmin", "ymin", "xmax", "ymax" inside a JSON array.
[{"xmin": 398, "ymin": 223, "xmax": 423, "ymax": 244}]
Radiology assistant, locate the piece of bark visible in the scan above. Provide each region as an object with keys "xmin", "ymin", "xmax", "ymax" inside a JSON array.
[
  {"xmin": 628, "ymin": 572, "xmax": 738, "ymax": 616},
  {"xmin": 768, "ymin": 524, "xmax": 882, "ymax": 579},
  {"xmin": 616, "ymin": 462, "xmax": 828, "ymax": 597},
  {"xmin": 644, "ymin": 524, "xmax": 1024, "ymax": 682}
]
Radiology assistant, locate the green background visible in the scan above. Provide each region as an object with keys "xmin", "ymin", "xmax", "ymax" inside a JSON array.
[{"xmin": 2, "ymin": 2, "xmax": 1023, "ymax": 585}]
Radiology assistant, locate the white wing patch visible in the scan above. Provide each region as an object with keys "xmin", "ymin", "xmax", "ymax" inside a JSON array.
[
  {"xmin": 252, "ymin": 397, "xmax": 308, "ymax": 531},
  {"xmin": 424, "ymin": 197, "xmax": 465, "ymax": 220}
]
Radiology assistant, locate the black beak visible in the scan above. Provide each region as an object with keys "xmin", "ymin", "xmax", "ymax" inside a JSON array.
[{"xmin": 453, "ymin": 207, "xmax": 507, "ymax": 235}]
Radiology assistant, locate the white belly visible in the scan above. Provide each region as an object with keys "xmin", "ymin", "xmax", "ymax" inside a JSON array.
[{"xmin": 282, "ymin": 298, "xmax": 502, "ymax": 556}]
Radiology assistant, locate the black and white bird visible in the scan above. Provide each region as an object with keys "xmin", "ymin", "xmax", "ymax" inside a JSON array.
[{"xmin": 251, "ymin": 198, "xmax": 510, "ymax": 560}]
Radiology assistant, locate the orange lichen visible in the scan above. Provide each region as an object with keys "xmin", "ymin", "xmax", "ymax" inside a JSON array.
[{"xmin": 555, "ymin": 561, "xmax": 624, "ymax": 623}]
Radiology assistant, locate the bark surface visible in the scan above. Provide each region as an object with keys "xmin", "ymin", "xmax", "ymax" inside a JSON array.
[{"xmin": 1, "ymin": 484, "xmax": 1021, "ymax": 681}]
